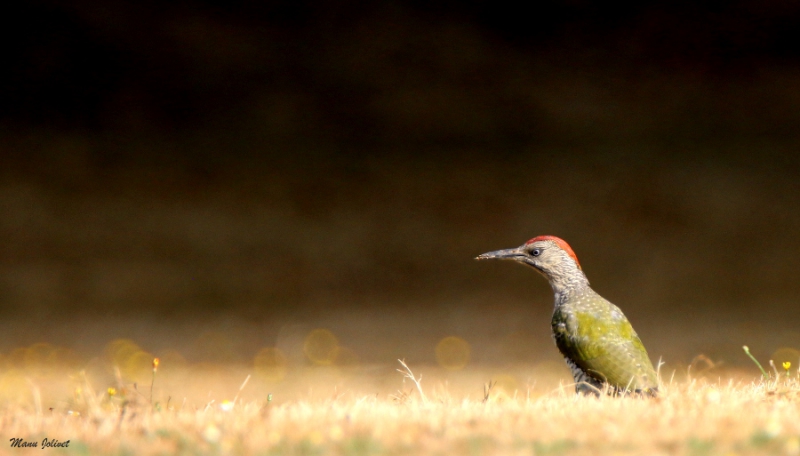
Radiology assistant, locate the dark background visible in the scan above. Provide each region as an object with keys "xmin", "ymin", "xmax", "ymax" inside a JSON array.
[{"xmin": 1, "ymin": 0, "xmax": 800, "ymax": 369}]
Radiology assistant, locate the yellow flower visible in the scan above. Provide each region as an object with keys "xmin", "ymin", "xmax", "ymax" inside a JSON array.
[
  {"xmin": 783, "ymin": 361, "xmax": 792, "ymax": 371},
  {"xmin": 153, "ymin": 357, "xmax": 160, "ymax": 372},
  {"xmin": 107, "ymin": 387, "xmax": 116, "ymax": 396}
]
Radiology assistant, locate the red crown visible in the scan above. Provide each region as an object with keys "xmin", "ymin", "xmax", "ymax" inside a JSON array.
[{"xmin": 525, "ymin": 235, "xmax": 581, "ymax": 269}]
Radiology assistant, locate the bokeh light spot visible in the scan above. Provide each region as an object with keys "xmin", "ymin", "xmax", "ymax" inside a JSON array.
[
  {"xmin": 492, "ymin": 374, "xmax": 519, "ymax": 397},
  {"xmin": 22, "ymin": 343, "xmax": 57, "ymax": 367},
  {"xmin": 435, "ymin": 336, "xmax": 470, "ymax": 370},
  {"xmin": 254, "ymin": 347, "xmax": 289, "ymax": 382},
  {"xmin": 771, "ymin": 347, "xmax": 800, "ymax": 366},
  {"xmin": 303, "ymin": 329, "xmax": 339, "ymax": 365},
  {"xmin": 104, "ymin": 339, "xmax": 155, "ymax": 380},
  {"xmin": 128, "ymin": 350, "xmax": 157, "ymax": 377},
  {"xmin": 105, "ymin": 339, "xmax": 142, "ymax": 366}
]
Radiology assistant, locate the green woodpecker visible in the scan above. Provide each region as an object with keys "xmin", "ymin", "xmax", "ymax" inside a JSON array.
[{"xmin": 477, "ymin": 235, "xmax": 658, "ymax": 396}]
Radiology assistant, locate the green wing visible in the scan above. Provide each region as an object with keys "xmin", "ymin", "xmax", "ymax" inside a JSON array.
[{"xmin": 553, "ymin": 304, "xmax": 658, "ymax": 393}]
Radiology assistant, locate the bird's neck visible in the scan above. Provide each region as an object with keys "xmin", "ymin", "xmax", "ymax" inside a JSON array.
[{"xmin": 545, "ymin": 267, "xmax": 590, "ymax": 306}]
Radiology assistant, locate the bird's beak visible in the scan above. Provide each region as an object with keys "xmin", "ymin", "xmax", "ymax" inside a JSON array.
[{"xmin": 475, "ymin": 246, "xmax": 526, "ymax": 261}]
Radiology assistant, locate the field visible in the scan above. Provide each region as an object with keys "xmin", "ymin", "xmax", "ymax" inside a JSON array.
[
  {"xmin": 5, "ymin": 2, "xmax": 800, "ymax": 454},
  {"xmin": 2, "ymin": 340, "xmax": 800, "ymax": 456}
]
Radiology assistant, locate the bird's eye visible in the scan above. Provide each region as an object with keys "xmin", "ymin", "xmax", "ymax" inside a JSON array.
[{"xmin": 531, "ymin": 249, "xmax": 541, "ymax": 257}]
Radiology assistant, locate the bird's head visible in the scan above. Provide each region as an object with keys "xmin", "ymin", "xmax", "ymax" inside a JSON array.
[{"xmin": 476, "ymin": 235, "xmax": 587, "ymax": 292}]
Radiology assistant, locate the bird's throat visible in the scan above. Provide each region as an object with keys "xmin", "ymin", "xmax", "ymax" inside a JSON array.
[{"xmin": 547, "ymin": 271, "xmax": 590, "ymax": 306}]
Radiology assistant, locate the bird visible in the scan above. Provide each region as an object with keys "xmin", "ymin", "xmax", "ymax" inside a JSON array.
[{"xmin": 476, "ymin": 235, "xmax": 658, "ymax": 397}]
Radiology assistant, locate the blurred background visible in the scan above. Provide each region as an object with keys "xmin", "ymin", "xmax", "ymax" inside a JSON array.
[{"xmin": 2, "ymin": 0, "xmax": 800, "ymax": 386}]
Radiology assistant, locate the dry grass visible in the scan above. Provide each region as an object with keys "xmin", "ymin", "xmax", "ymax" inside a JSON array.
[{"xmin": 2, "ymin": 356, "xmax": 800, "ymax": 456}]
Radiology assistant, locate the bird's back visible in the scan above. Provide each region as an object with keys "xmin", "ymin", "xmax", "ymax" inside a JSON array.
[{"xmin": 551, "ymin": 288, "xmax": 658, "ymax": 395}]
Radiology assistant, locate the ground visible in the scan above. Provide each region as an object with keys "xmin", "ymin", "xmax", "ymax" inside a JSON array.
[{"xmin": 1, "ymin": 350, "xmax": 799, "ymax": 455}]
